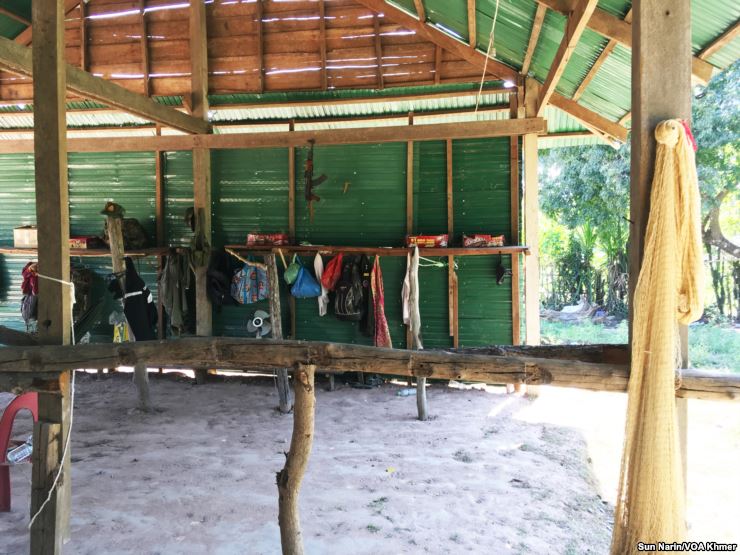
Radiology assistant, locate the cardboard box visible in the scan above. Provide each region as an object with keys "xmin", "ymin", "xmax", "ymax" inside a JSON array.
[
  {"xmin": 13, "ymin": 226, "xmax": 38, "ymax": 248},
  {"xmin": 69, "ymin": 236, "xmax": 96, "ymax": 249},
  {"xmin": 246, "ymin": 233, "xmax": 290, "ymax": 246},
  {"xmin": 406, "ymin": 234, "xmax": 449, "ymax": 248}
]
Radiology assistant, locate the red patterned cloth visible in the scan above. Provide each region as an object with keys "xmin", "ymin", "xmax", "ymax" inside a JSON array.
[
  {"xmin": 21, "ymin": 262, "xmax": 38, "ymax": 295},
  {"xmin": 371, "ymin": 256, "xmax": 392, "ymax": 348}
]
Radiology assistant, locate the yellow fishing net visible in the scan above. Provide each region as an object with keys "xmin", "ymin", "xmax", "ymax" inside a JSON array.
[{"xmin": 611, "ymin": 120, "xmax": 704, "ymax": 554}]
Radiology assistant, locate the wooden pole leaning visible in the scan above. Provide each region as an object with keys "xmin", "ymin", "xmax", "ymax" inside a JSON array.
[{"xmin": 267, "ymin": 253, "xmax": 293, "ymax": 413}]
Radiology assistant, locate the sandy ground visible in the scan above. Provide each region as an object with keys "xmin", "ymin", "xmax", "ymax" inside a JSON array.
[{"xmin": 1, "ymin": 372, "xmax": 737, "ymax": 554}]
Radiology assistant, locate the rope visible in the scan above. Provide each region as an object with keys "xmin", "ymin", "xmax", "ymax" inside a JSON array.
[
  {"xmin": 610, "ymin": 120, "xmax": 704, "ymax": 553},
  {"xmin": 474, "ymin": 0, "xmax": 500, "ymax": 113},
  {"xmin": 28, "ymin": 273, "xmax": 77, "ymax": 530}
]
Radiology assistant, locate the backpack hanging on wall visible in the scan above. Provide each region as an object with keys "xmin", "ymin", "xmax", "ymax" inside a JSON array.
[{"xmin": 334, "ymin": 256, "xmax": 363, "ymax": 321}]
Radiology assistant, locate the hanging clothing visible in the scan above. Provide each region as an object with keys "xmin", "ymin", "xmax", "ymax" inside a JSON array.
[
  {"xmin": 403, "ymin": 247, "xmax": 423, "ymax": 349},
  {"xmin": 371, "ymin": 256, "xmax": 392, "ymax": 348},
  {"xmin": 21, "ymin": 262, "xmax": 38, "ymax": 295},
  {"xmin": 231, "ymin": 260, "xmax": 269, "ymax": 304},
  {"xmin": 109, "ymin": 257, "xmax": 158, "ymax": 341},
  {"xmin": 313, "ymin": 253, "xmax": 329, "ymax": 316},
  {"xmin": 158, "ymin": 250, "xmax": 192, "ymax": 336}
]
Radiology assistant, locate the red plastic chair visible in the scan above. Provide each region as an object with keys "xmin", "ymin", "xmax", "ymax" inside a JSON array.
[{"xmin": 0, "ymin": 392, "xmax": 38, "ymax": 512}]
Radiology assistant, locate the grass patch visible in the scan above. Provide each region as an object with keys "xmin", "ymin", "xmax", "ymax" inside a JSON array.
[{"xmin": 541, "ymin": 320, "xmax": 739, "ymax": 373}]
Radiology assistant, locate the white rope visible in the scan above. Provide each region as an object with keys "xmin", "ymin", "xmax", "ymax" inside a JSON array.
[
  {"xmin": 475, "ymin": 0, "xmax": 501, "ymax": 114},
  {"xmin": 28, "ymin": 273, "xmax": 77, "ymax": 530}
]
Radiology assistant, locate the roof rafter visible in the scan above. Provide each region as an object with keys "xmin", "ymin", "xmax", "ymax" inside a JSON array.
[
  {"xmin": 0, "ymin": 36, "xmax": 209, "ymax": 134},
  {"xmin": 354, "ymin": 0, "xmax": 626, "ymax": 142},
  {"xmin": 13, "ymin": 0, "xmax": 80, "ymax": 46},
  {"xmin": 537, "ymin": 0, "xmax": 599, "ymax": 116},
  {"xmin": 522, "ymin": 4, "xmax": 547, "ymax": 75},
  {"xmin": 698, "ymin": 18, "xmax": 740, "ymax": 60},
  {"xmin": 572, "ymin": 9, "xmax": 632, "ymax": 101},
  {"xmin": 468, "ymin": 0, "xmax": 476, "ymax": 48},
  {"xmin": 0, "ymin": 6, "xmax": 30, "ymax": 26},
  {"xmin": 534, "ymin": 0, "xmax": 714, "ymax": 84}
]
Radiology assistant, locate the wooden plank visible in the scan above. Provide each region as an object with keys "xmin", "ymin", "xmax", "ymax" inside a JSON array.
[
  {"xmin": 79, "ymin": 2, "xmax": 88, "ymax": 72},
  {"xmin": 226, "ymin": 245, "xmax": 530, "ymax": 257},
  {"xmin": 698, "ymin": 18, "xmax": 740, "ymax": 61},
  {"xmin": 537, "ymin": 0, "xmax": 599, "ymax": 116},
  {"xmin": 190, "ymin": 0, "xmax": 212, "ymax": 342},
  {"xmin": 467, "ymin": 0, "xmax": 476, "ymax": 49},
  {"xmin": 257, "ymin": 0, "xmax": 264, "ymax": 93},
  {"xmin": 267, "ymin": 253, "xmax": 293, "ymax": 413},
  {"xmin": 573, "ymin": 9, "xmax": 631, "ymax": 101},
  {"xmin": 446, "ymin": 139, "xmax": 457, "ymax": 345},
  {"xmin": 522, "ymin": 4, "xmax": 546, "ymax": 75},
  {"xmin": 0, "ymin": 36, "xmax": 208, "ymax": 133},
  {"xmin": 288, "ymin": 129, "xmax": 296, "ymax": 243},
  {"xmin": 534, "ymin": 0, "xmax": 714, "ymax": 84},
  {"xmin": 406, "ymin": 136, "xmax": 414, "ymax": 235},
  {"xmin": 30, "ymin": 2, "xmax": 71, "ymax": 550},
  {"xmin": 0, "ymin": 6, "xmax": 30, "ymax": 26},
  {"xmin": 0, "ymin": 117, "xmax": 549, "ymax": 154},
  {"xmin": 139, "ymin": 0, "xmax": 150, "ymax": 96},
  {"xmin": 155, "ymin": 127, "xmax": 165, "ymax": 342},
  {"xmin": 523, "ymin": 79, "xmax": 539, "ymax": 346},
  {"xmin": 373, "ymin": 14, "xmax": 384, "ymax": 89},
  {"xmin": 510, "ymin": 96, "xmax": 521, "ymax": 345},
  {"xmin": 319, "ymin": 0, "xmax": 327, "ymax": 90},
  {"xmin": 549, "ymin": 93, "xmax": 627, "ymax": 143},
  {"xmin": 413, "ymin": 0, "xmax": 426, "ymax": 23},
  {"xmin": 3, "ymin": 338, "xmax": 740, "ymax": 401},
  {"xmin": 434, "ymin": 45, "xmax": 442, "ymax": 84}
]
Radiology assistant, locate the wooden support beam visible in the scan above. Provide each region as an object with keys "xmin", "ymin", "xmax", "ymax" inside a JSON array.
[
  {"xmin": 446, "ymin": 139, "xmax": 458, "ymax": 348},
  {"xmin": 0, "ymin": 117, "xmax": 549, "ymax": 154},
  {"xmin": 467, "ymin": 0, "xmax": 477, "ymax": 49},
  {"xmin": 522, "ymin": 4, "xmax": 547, "ymax": 75},
  {"xmin": 139, "ymin": 0, "xmax": 150, "ymax": 97},
  {"xmin": 256, "ymin": 0, "xmax": 264, "ymax": 93},
  {"xmin": 537, "ymin": 0, "xmax": 598, "ymax": 116},
  {"xmin": 373, "ymin": 14, "xmax": 384, "ymax": 89},
  {"xmin": 190, "ymin": 0, "xmax": 212, "ymax": 345},
  {"xmin": 534, "ymin": 0, "xmax": 714, "ymax": 84},
  {"xmin": 406, "ymin": 116, "xmax": 414, "ymax": 236},
  {"xmin": 14, "ymin": 0, "xmax": 80, "ymax": 47},
  {"xmin": 30, "ymin": 0, "xmax": 71, "ymax": 550},
  {"xmin": 3, "ymin": 338, "xmax": 740, "ymax": 401},
  {"xmin": 548, "ymin": 93, "xmax": 627, "ymax": 143},
  {"xmin": 78, "ymin": 2, "xmax": 87, "ymax": 72},
  {"xmin": 618, "ymin": 111, "xmax": 632, "ymax": 126},
  {"xmin": 0, "ymin": 37, "xmax": 208, "ymax": 133},
  {"xmin": 573, "ymin": 9, "xmax": 632, "ymax": 101},
  {"xmin": 155, "ymin": 127, "xmax": 165, "ymax": 343},
  {"xmin": 319, "ymin": 0, "xmax": 327, "ymax": 90},
  {"xmin": 698, "ymin": 18, "xmax": 740, "ymax": 61},
  {"xmin": 413, "ymin": 0, "xmax": 426, "ymax": 23},
  {"xmin": 267, "ymin": 253, "xmax": 293, "ymax": 413},
  {"xmin": 510, "ymin": 97, "xmax": 521, "ymax": 345},
  {"xmin": 523, "ymin": 79, "xmax": 540, "ymax": 347}
]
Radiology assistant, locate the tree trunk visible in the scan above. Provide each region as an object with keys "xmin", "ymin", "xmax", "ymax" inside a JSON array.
[{"xmin": 276, "ymin": 364, "xmax": 316, "ymax": 555}]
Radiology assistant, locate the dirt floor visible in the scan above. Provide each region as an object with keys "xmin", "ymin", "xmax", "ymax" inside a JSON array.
[{"xmin": 1, "ymin": 372, "xmax": 737, "ymax": 554}]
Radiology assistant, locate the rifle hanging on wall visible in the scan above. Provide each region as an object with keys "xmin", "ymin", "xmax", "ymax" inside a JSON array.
[{"xmin": 304, "ymin": 139, "xmax": 327, "ymax": 222}]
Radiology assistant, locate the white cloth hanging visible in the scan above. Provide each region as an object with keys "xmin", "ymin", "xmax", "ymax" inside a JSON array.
[
  {"xmin": 403, "ymin": 246, "xmax": 423, "ymax": 349},
  {"xmin": 313, "ymin": 253, "xmax": 329, "ymax": 316}
]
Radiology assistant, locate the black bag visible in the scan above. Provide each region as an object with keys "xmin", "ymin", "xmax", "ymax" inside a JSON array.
[
  {"xmin": 359, "ymin": 254, "xmax": 373, "ymax": 336},
  {"xmin": 334, "ymin": 256, "xmax": 363, "ymax": 321},
  {"xmin": 207, "ymin": 248, "xmax": 240, "ymax": 309},
  {"xmin": 103, "ymin": 218, "xmax": 149, "ymax": 249}
]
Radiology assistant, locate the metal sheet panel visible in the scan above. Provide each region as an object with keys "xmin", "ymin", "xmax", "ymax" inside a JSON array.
[
  {"xmin": 413, "ymin": 140, "xmax": 447, "ymax": 235},
  {"xmin": 164, "ymin": 151, "xmax": 194, "ymax": 247}
]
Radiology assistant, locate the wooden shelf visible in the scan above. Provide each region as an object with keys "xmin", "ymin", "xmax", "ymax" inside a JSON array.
[
  {"xmin": 0, "ymin": 247, "xmax": 166, "ymax": 258},
  {"xmin": 225, "ymin": 244, "xmax": 529, "ymax": 257}
]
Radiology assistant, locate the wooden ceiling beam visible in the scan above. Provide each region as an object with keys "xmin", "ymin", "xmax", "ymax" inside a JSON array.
[
  {"xmin": 534, "ymin": 0, "xmax": 714, "ymax": 84},
  {"xmin": 698, "ymin": 18, "xmax": 740, "ymax": 61},
  {"xmin": 468, "ymin": 0, "xmax": 476, "ymax": 49},
  {"xmin": 0, "ymin": 6, "xmax": 30, "ymax": 26},
  {"xmin": 355, "ymin": 0, "xmax": 518, "ymax": 81},
  {"xmin": 413, "ymin": 0, "xmax": 426, "ymax": 23},
  {"xmin": 139, "ymin": 0, "xmax": 150, "ymax": 97},
  {"xmin": 537, "ymin": 0, "xmax": 599, "ymax": 116},
  {"xmin": 572, "ymin": 8, "xmax": 631, "ymax": 101},
  {"xmin": 522, "ymin": 4, "xmax": 547, "ymax": 75},
  {"xmin": 13, "ymin": 0, "xmax": 80, "ymax": 46},
  {"xmin": 319, "ymin": 0, "xmax": 328, "ymax": 90},
  {"xmin": 0, "ymin": 36, "xmax": 209, "ymax": 134},
  {"xmin": 356, "ymin": 0, "xmax": 625, "ymax": 142},
  {"xmin": 374, "ymin": 14, "xmax": 384, "ymax": 89},
  {"xmin": 0, "ymin": 117, "xmax": 548, "ymax": 154}
]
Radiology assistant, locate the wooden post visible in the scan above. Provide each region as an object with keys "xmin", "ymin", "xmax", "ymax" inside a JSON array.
[
  {"xmin": 267, "ymin": 253, "xmax": 293, "ymax": 413},
  {"xmin": 31, "ymin": 0, "xmax": 72, "ymax": 550},
  {"xmin": 631, "ymin": 0, "xmax": 693, "ymax": 488},
  {"xmin": 155, "ymin": 127, "xmax": 165, "ymax": 345},
  {"xmin": 139, "ymin": 0, "xmax": 150, "ymax": 97},
  {"xmin": 276, "ymin": 363, "xmax": 316, "ymax": 555},
  {"xmin": 191, "ymin": 0, "xmax": 212, "ymax": 386},
  {"xmin": 510, "ymin": 97, "xmax": 521, "ymax": 346},
  {"xmin": 318, "ymin": 0, "xmax": 327, "ymax": 90},
  {"xmin": 523, "ymin": 78, "xmax": 540, "ymax": 346}
]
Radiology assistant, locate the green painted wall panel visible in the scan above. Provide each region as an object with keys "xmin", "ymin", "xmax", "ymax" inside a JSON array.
[
  {"xmin": 0, "ymin": 153, "xmax": 35, "ymax": 244},
  {"xmin": 295, "ymin": 143, "xmax": 407, "ymax": 247},
  {"xmin": 413, "ymin": 140, "xmax": 447, "ymax": 235}
]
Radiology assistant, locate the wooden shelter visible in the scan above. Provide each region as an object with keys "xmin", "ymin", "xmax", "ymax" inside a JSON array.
[{"xmin": 0, "ymin": 0, "xmax": 738, "ymax": 552}]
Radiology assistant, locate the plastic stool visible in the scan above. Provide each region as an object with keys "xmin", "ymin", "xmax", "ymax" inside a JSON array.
[{"xmin": 0, "ymin": 392, "xmax": 38, "ymax": 512}]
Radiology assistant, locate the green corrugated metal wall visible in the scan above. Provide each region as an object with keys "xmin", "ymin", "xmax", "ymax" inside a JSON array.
[
  {"xmin": 0, "ymin": 152, "xmax": 159, "ymax": 339},
  {"xmin": 0, "ymin": 136, "xmax": 517, "ymax": 347}
]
